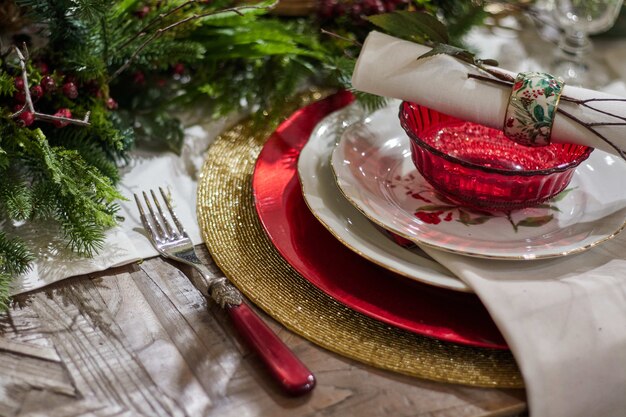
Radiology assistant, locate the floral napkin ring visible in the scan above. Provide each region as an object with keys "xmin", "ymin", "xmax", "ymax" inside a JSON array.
[{"xmin": 503, "ymin": 72, "xmax": 564, "ymax": 147}]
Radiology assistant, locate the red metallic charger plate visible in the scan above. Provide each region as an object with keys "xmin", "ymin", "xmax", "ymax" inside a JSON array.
[{"xmin": 252, "ymin": 91, "xmax": 507, "ymax": 349}]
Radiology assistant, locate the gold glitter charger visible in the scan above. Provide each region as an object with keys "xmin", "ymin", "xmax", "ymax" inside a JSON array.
[{"xmin": 197, "ymin": 92, "xmax": 523, "ymax": 388}]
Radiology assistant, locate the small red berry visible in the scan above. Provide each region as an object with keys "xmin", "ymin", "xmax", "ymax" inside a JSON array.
[
  {"xmin": 350, "ymin": 3, "xmax": 363, "ymax": 16},
  {"xmin": 172, "ymin": 63, "xmax": 185, "ymax": 75},
  {"xmin": 106, "ymin": 97, "xmax": 118, "ymax": 110},
  {"xmin": 134, "ymin": 5, "xmax": 150, "ymax": 18},
  {"xmin": 36, "ymin": 62, "xmax": 50, "ymax": 75},
  {"xmin": 133, "ymin": 71, "xmax": 145, "ymax": 85},
  {"xmin": 156, "ymin": 78, "xmax": 167, "ymax": 87},
  {"xmin": 53, "ymin": 108, "xmax": 72, "ymax": 128},
  {"xmin": 14, "ymin": 90, "xmax": 26, "ymax": 103},
  {"xmin": 14, "ymin": 77, "xmax": 25, "ymax": 90},
  {"xmin": 84, "ymin": 79, "xmax": 99, "ymax": 94},
  {"xmin": 18, "ymin": 111, "xmax": 34, "ymax": 127},
  {"xmin": 333, "ymin": 2, "xmax": 346, "ymax": 16},
  {"xmin": 62, "ymin": 82, "xmax": 78, "ymax": 99},
  {"xmin": 30, "ymin": 85, "xmax": 43, "ymax": 103},
  {"xmin": 41, "ymin": 75, "xmax": 56, "ymax": 93}
]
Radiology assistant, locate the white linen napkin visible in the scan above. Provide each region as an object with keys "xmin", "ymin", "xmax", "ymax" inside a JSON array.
[
  {"xmin": 421, "ymin": 239, "xmax": 626, "ymax": 417},
  {"xmin": 352, "ymin": 31, "xmax": 626, "ymax": 158},
  {"xmin": 352, "ymin": 30, "xmax": 626, "ymax": 416}
]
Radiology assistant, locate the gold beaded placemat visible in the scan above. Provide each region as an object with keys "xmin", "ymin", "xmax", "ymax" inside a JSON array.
[{"xmin": 197, "ymin": 92, "xmax": 523, "ymax": 388}]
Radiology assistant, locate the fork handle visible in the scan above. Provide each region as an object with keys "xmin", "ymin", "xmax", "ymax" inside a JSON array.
[{"xmin": 227, "ymin": 301, "xmax": 316, "ymax": 396}]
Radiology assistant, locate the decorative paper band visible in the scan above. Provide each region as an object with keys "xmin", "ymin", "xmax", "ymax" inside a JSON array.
[{"xmin": 503, "ymin": 72, "xmax": 564, "ymax": 147}]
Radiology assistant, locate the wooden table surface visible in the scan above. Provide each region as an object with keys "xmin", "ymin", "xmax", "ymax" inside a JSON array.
[{"xmin": 0, "ymin": 246, "xmax": 527, "ymax": 417}]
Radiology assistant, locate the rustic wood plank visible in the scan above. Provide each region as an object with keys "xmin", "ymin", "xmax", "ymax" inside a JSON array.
[{"xmin": 0, "ymin": 247, "xmax": 527, "ymax": 417}]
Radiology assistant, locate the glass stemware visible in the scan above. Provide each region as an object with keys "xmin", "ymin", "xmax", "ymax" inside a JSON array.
[{"xmin": 550, "ymin": 0, "xmax": 624, "ymax": 87}]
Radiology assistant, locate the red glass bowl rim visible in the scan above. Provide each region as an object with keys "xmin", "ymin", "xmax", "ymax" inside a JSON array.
[{"xmin": 399, "ymin": 101, "xmax": 593, "ymax": 177}]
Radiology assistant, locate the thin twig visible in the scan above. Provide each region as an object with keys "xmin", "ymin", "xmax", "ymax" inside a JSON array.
[
  {"xmin": 558, "ymin": 108, "xmax": 626, "ymax": 160},
  {"xmin": 466, "ymin": 72, "xmax": 626, "ymax": 160},
  {"xmin": 467, "ymin": 73, "xmax": 512, "ymax": 88},
  {"xmin": 8, "ymin": 45, "xmax": 90, "ymax": 127},
  {"xmin": 110, "ymin": 1, "xmax": 278, "ymax": 81},
  {"xmin": 118, "ymin": 0, "xmax": 197, "ymax": 51},
  {"xmin": 588, "ymin": 122, "xmax": 626, "ymax": 126},
  {"xmin": 34, "ymin": 113, "xmax": 91, "ymax": 127},
  {"xmin": 321, "ymin": 29, "xmax": 363, "ymax": 47},
  {"xmin": 13, "ymin": 45, "xmax": 35, "ymax": 113},
  {"xmin": 561, "ymin": 96, "xmax": 626, "ymax": 123},
  {"xmin": 561, "ymin": 97, "xmax": 626, "ymax": 105}
]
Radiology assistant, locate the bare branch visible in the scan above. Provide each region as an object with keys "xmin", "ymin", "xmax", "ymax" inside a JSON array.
[
  {"xmin": 561, "ymin": 96, "xmax": 626, "ymax": 123},
  {"xmin": 321, "ymin": 29, "xmax": 362, "ymax": 47},
  {"xmin": 34, "ymin": 112, "xmax": 91, "ymax": 127},
  {"xmin": 467, "ymin": 72, "xmax": 626, "ymax": 161},
  {"xmin": 118, "ymin": 0, "xmax": 197, "ymax": 51},
  {"xmin": 558, "ymin": 108, "xmax": 626, "ymax": 160},
  {"xmin": 110, "ymin": 1, "xmax": 278, "ymax": 81},
  {"xmin": 13, "ymin": 45, "xmax": 35, "ymax": 112},
  {"xmin": 467, "ymin": 73, "xmax": 512, "ymax": 88}
]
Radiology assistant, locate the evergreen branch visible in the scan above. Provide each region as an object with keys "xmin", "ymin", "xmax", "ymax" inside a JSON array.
[
  {"xmin": 110, "ymin": 0, "xmax": 279, "ymax": 81},
  {"xmin": 0, "ymin": 272, "xmax": 11, "ymax": 311},
  {"xmin": 0, "ymin": 175, "xmax": 33, "ymax": 221},
  {"xmin": 0, "ymin": 231, "xmax": 33, "ymax": 276}
]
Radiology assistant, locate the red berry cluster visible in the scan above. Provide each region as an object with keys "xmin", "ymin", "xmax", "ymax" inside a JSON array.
[
  {"xmin": 12, "ymin": 73, "xmax": 78, "ymax": 127},
  {"xmin": 317, "ymin": 0, "xmax": 408, "ymax": 23},
  {"xmin": 9, "ymin": 64, "xmax": 118, "ymax": 128}
]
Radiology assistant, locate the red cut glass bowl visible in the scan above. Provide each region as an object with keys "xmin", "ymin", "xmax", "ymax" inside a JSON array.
[{"xmin": 399, "ymin": 102, "xmax": 593, "ymax": 210}]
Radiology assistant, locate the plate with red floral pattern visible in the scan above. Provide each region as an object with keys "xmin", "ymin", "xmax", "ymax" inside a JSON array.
[
  {"xmin": 297, "ymin": 102, "xmax": 469, "ymax": 292},
  {"xmin": 331, "ymin": 105, "xmax": 626, "ymax": 260}
]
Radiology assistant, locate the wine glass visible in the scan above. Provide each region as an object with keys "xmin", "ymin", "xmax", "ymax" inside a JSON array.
[{"xmin": 549, "ymin": 0, "xmax": 624, "ymax": 87}]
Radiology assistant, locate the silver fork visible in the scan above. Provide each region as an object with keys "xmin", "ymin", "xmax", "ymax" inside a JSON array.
[{"xmin": 134, "ymin": 188, "xmax": 315, "ymax": 396}]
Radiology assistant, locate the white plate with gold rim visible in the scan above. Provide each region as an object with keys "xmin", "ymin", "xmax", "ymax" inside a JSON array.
[
  {"xmin": 297, "ymin": 103, "xmax": 469, "ymax": 292},
  {"xmin": 330, "ymin": 104, "xmax": 626, "ymax": 260}
]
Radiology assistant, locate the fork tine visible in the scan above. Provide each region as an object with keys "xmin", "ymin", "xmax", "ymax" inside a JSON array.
[
  {"xmin": 159, "ymin": 187, "xmax": 187, "ymax": 237},
  {"xmin": 142, "ymin": 191, "xmax": 168, "ymax": 241},
  {"xmin": 150, "ymin": 189, "xmax": 177, "ymax": 238},
  {"xmin": 134, "ymin": 193, "xmax": 158, "ymax": 243}
]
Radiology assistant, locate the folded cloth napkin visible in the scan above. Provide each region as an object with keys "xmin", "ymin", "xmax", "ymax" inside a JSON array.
[
  {"xmin": 421, "ymin": 239, "xmax": 626, "ymax": 417},
  {"xmin": 352, "ymin": 30, "xmax": 626, "ymax": 417},
  {"xmin": 352, "ymin": 31, "xmax": 626, "ymax": 158}
]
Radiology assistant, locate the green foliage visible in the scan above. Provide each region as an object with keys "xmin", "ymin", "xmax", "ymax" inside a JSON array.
[
  {"xmin": 0, "ymin": 231, "xmax": 32, "ymax": 310},
  {"xmin": 368, "ymin": 11, "xmax": 449, "ymax": 44},
  {"xmin": 0, "ymin": 121, "xmax": 123, "ymax": 279},
  {"xmin": 432, "ymin": 0, "xmax": 488, "ymax": 45},
  {"xmin": 0, "ymin": 73, "xmax": 16, "ymax": 98},
  {"xmin": 0, "ymin": 0, "xmax": 491, "ymax": 311},
  {"xmin": 0, "ymin": 231, "xmax": 33, "ymax": 276},
  {"xmin": 368, "ymin": 9, "xmax": 498, "ymax": 73},
  {"xmin": 0, "ymin": 173, "xmax": 32, "ymax": 221}
]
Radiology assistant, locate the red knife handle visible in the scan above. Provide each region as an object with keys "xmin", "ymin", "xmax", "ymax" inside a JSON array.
[{"xmin": 227, "ymin": 302, "xmax": 316, "ymax": 395}]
